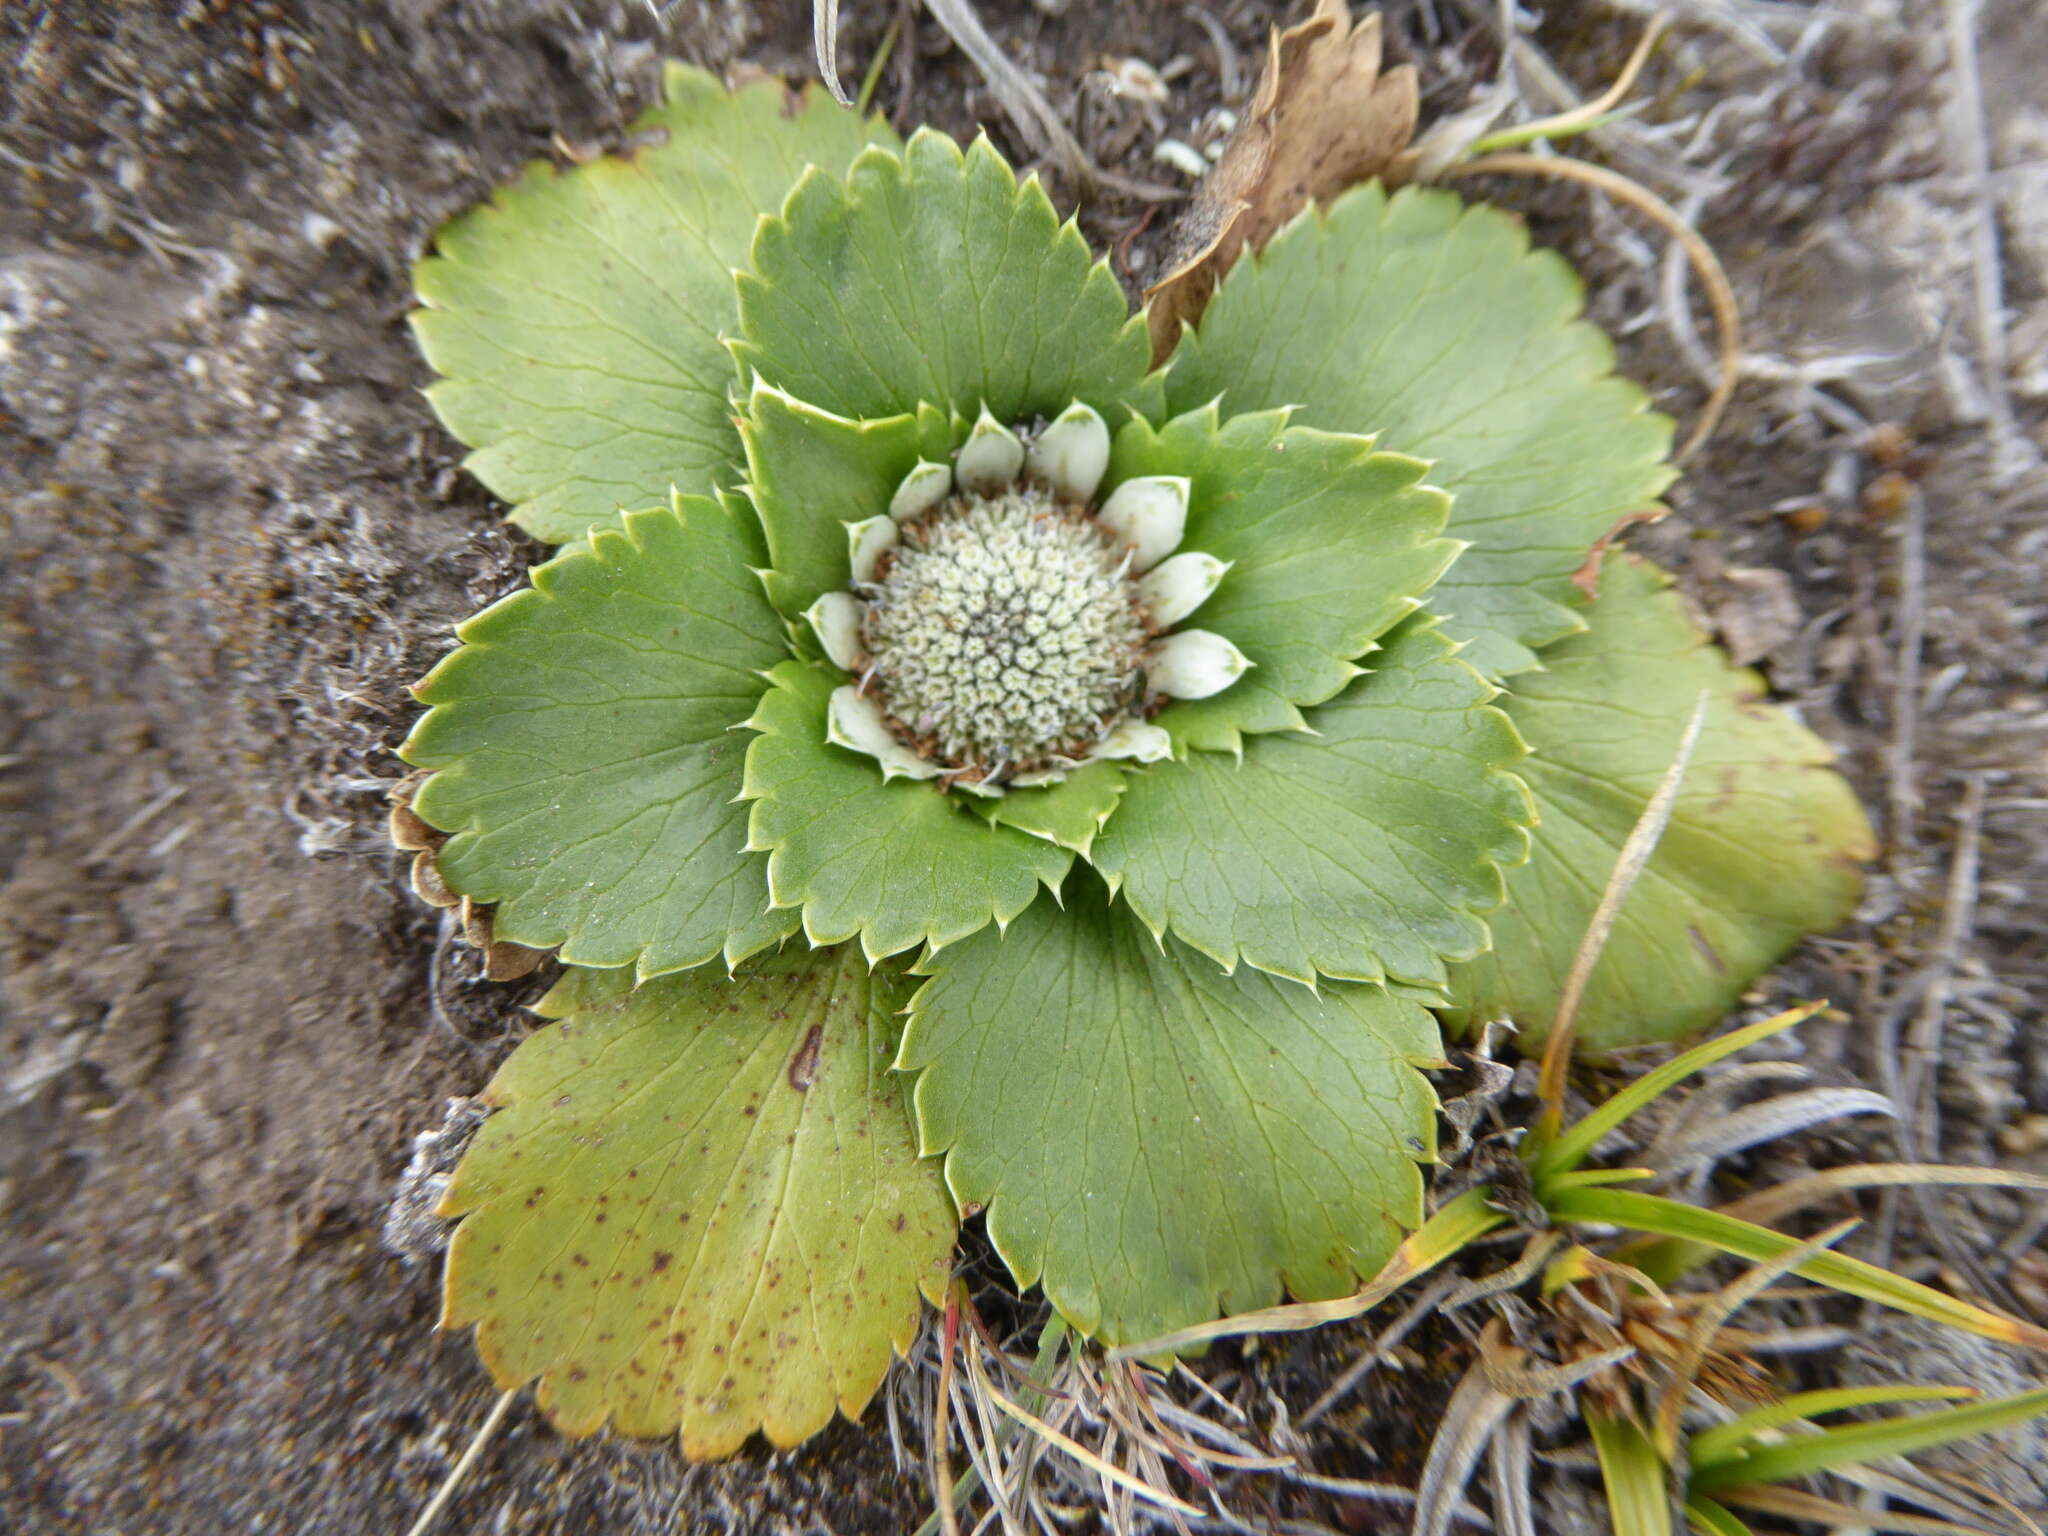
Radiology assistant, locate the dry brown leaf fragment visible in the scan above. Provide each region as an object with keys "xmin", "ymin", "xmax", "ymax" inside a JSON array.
[
  {"xmin": 388, "ymin": 799, "xmax": 438, "ymax": 853},
  {"xmin": 1704, "ymin": 564, "xmax": 1801, "ymax": 667},
  {"xmin": 481, "ymin": 940, "xmax": 545, "ymax": 982},
  {"xmin": 457, "ymin": 895, "xmax": 546, "ymax": 981},
  {"xmin": 391, "ymin": 774, "xmax": 542, "ymax": 979},
  {"xmin": 1144, "ymin": 0, "xmax": 1418, "ymax": 363},
  {"xmin": 1568, "ymin": 509, "xmax": 1664, "ymax": 600},
  {"xmin": 459, "ymin": 895, "xmax": 491, "ymax": 951},
  {"xmin": 387, "ymin": 771, "xmax": 441, "ymax": 850},
  {"xmin": 410, "ymin": 849, "xmax": 458, "ymax": 909}
]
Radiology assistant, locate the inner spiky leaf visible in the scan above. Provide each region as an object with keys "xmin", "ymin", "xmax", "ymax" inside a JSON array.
[{"xmin": 864, "ymin": 488, "xmax": 1148, "ymax": 779}]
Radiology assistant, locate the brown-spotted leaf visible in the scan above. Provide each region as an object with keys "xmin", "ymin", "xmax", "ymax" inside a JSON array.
[
  {"xmin": 1145, "ymin": 0, "xmax": 1418, "ymax": 362},
  {"xmin": 439, "ymin": 950, "xmax": 956, "ymax": 1456}
]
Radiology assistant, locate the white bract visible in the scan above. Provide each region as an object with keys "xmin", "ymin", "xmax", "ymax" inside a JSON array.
[
  {"xmin": 1097, "ymin": 475, "xmax": 1189, "ymax": 574},
  {"xmin": 808, "ymin": 402, "xmax": 1251, "ymax": 792}
]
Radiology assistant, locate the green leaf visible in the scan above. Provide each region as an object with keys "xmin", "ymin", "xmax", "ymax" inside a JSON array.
[
  {"xmin": 439, "ymin": 950, "xmax": 956, "ymax": 1456},
  {"xmin": 1689, "ymin": 1384, "xmax": 2048, "ymax": 1495},
  {"xmin": 1689, "ymin": 1386, "xmax": 1982, "ymax": 1471},
  {"xmin": 1443, "ymin": 555, "xmax": 1875, "ymax": 1049},
  {"xmin": 741, "ymin": 661, "xmax": 1072, "ymax": 960},
  {"xmin": 1682, "ymin": 1496, "xmax": 1752, "ymax": 1536},
  {"xmin": 742, "ymin": 383, "xmax": 955, "ymax": 620},
  {"xmin": 404, "ymin": 495, "xmax": 794, "ymax": 975},
  {"xmin": 1545, "ymin": 1167, "xmax": 1657, "ymax": 1190},
  {"xmin": 1546, "ymin": 1188, "xmax": 2048, "ymax": 1353},
  {"xmin": 1088, "ymin": 617, "xmax": 1533, "ymax": 988},
  {"xmin": 976, "ymin": 760, "xmax": 1129, "ymax": 857},
  {"xmin": 734, "ymin": 129, "xmax": 1159, "ymax": 426},
  {"xmin": 1163, "ymin": 182, "xmax": 1675, "ymax": 677},
  {"xmin": 900, "ymin": 875, "xmax": 1441, "ymax": 1349},
  {"xmin": 1589, "ymin": 1412, "xmax": 1676, "ymax": 1536},
  {"xmin": 1106, "ymin": 404, "xmax": 1459, "ymax": 753},
  {"xmin": 1533, "ymin": 1004, "xmax": 1820, "ymax": 1181},
  {"xmin": 412, "ymin": 64, "xmax": 894, "ymax": 544}
]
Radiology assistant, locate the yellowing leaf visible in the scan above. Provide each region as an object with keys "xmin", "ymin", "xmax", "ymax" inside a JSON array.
[
  {"xmin": 1444, "ymin": 555, "xmax": 1875, "ymax": 1048},
  {"xmin": 439, "ymin": 952, "xmax": 956, "ymax": 1457}
]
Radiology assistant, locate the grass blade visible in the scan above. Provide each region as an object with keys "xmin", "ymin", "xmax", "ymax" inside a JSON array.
[
  {"xmin": 1544, "ymin": 1167, "xmax": 1659, "ymax": 1190},
  {"xmin": 1535, "ymin": 1004, "xmax": 1822, "ymax": 1181},
  {"xmin": 1631, "ymin": 1164, "xmax": 2048, "ymax": 1290},
  {"xmin": 1690, "ymin": 1386, "xmax": 1981, "ymax": 1470},
  {"xmin": 1531, "ymin": 689, "xmax": 1711, "ymax": 1146},
  {"xmin": 982, "ymin": 1383, "xmax": 1205, "ymax": 1517},
  {"xmin": 1537, "ymin": 1006, "xmax": 1820, "ymax": 1181},
  {"xmin": 1544, "ymin": 1187, "xmax": 2048, "ymax": 1353},
  {"xmin": 1713, "ymin": 1484, "xmax": 2009, "ymax": 1534},
  {"xmin": 1652, "ymin": 1220, "xmax": 1857, "ymax": 1459},
  {"xmin": 911, "ymin": 1313, "xmax": 1070, "ymax": 1536},
  {"xmin": 1107, "ymin": 1188, "xmax": 1507, "ymax": 1359},
  {"xmin": 1589, "ymin": 1411, "xmax": 1675, "ymax": 1536},
  {"xmin": 1690, "ymin": 1384, "xmax": 2048, "ymax": 1494},
  {"xmin": 1719, "ymin": 1164, "xmax": 2048, "ymax": 1230},
  {"xmin": 1466, "ymin": 15, "xmax": 1669, "ymax": 155},
  {"xmin": 1683, "ymin": 1495, "xmax": 1753, "ymax": 1536}
]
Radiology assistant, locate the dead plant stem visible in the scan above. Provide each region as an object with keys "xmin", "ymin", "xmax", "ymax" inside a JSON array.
[
  {"xmin": 400, "ymin": 1388, "xmax": 516, "ymax": 1536},
  {"xmin": 1534, "ymin": 689, "xmax": 1711, "ymax": 1126},
  {"xmin": 1943, "ymin": 0, "xmax": 2028, "ymax": 482},
  {"xmin": 1888, "ymin": 488, "xmax": 1929, "ymax": 856}
]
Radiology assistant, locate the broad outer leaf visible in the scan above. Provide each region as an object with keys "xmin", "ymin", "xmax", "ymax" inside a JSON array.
[
  {"xmin": 1109, "ymin": 404, "xmax": 1457, "ymax": 753},
  {"xmin": 902, "ymin": 878, "xmax": 1441, "ymax": 1348},
  {"xmin": 1443, "ymin": 554, "xmax": 1874, "ymax": 1049},
  {"xmin": 1164, "ymin": 182, "xmax": 1676, "ymax": 678},
  {"xmin": 742, "ymin": 383, "xmax": 953, "ymax": 620},
  {"xmin": 741, "ymin": 662, "xmax": 1073, "ymax": 960},
  {"xmin": 734, "ymin": 129, "xmax": 1160, "ymax": 426},
  {"xmin": 412, "ymin": 64, "xmax": 893, "ymax": 544},
  {"xmin": 404, "ymin": 495, "xmax": 794, "ymax": 976},
  {"xmin": 440, "ymin": 952, "xmax": 956, "ymax": 1456},
  {"xmin": 1090, "ymin": 618, "xmax": 1533, "ymax": 989}
]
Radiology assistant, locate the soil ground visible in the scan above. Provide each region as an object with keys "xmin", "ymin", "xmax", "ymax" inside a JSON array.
[{"xmin": 2, "ymin": 2, "xmax": 2043, "ymax": 1532}]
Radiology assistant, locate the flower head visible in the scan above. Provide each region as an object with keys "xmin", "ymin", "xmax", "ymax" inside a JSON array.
[{"xmin": 808, "ymin": 404, "xmax": 1245, "ymax": 793}]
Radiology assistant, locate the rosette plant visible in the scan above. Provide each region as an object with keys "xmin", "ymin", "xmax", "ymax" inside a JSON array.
[{"xmin": 397, "ymin": 66, "xmax": 1872, "ymax": 1454}]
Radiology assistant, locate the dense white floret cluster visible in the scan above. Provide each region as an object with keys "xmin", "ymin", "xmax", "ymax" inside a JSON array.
[
  {"xmin": 863, "ymin": 488, "xmax": 1148, "ymax": 776},
  {"xmin": 809, "ymin": 401, "xmax": 1246, "ymax": 792}
]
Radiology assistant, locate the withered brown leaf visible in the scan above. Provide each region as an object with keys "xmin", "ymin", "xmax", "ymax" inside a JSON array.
[{"xmin": 1144, "ymin": 0, "xmax": 1419, "ymax": 364}]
